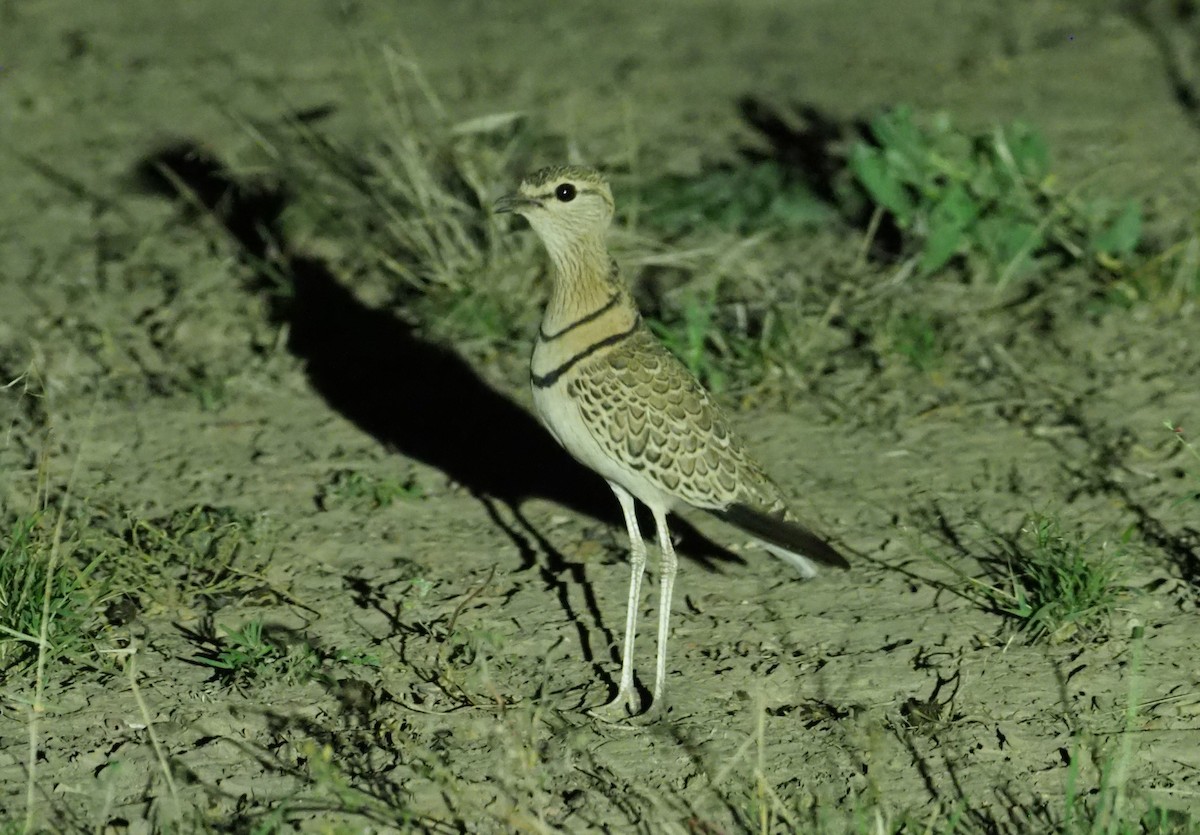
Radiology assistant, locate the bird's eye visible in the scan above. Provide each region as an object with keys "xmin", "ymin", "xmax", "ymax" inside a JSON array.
[{"xmin": 555, "ymin": 183, "xmax": 576, "ymax": 202}]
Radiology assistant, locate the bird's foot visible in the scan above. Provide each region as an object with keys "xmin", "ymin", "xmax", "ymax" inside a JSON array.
[
  {"xmin": 636, "ymin": 696, "xmax": 666, "ymax": 722},
  {"xmin": 587, "ymin": 687, "xmax": 641, "ymax": 723}
]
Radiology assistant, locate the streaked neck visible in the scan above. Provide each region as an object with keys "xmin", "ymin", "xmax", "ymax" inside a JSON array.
[{"xmin": 542, "ymin": 235, "xmax": 625, "ymax": 334}]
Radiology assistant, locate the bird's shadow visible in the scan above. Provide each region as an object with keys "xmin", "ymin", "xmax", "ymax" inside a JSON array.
[{"xmin": 133, "ymin": 139, "xmax": 744, "ymax": 679}]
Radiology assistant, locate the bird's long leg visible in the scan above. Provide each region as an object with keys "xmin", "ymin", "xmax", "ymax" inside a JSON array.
[
  {"xmin": 645, "ymin": 507, "xmax": 678, "ymax": 717},
  {"xmin": 589, "ymin": 483, "xmax": 646, "ymax": 721}
]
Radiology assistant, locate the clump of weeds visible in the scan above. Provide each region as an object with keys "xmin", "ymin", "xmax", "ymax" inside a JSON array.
[
  {"xmin": 945, "ymin": 512, "xmax": 1129, "ymax": 643},
  {"xmin": 0, "ymin": 510, "xmax": 102, "ymax": 670},
  {"xmin": 848, "ymin": 106, "xmax": 1143, "ymax": 284},
  {"xmin": 192, "ymin": 617, "xmax": 381, "ymax": 692},
  {"xmin": 92, "ymin": 504, "xmax": 274, "ymax": 614}
]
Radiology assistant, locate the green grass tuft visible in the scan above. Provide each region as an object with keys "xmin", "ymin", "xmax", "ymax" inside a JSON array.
[
  {"xmin": 0, "ymin": 511, "xmax": 100, "ymax": 670},
  {"xmin": 965, "ymin": 513, "xmax": 1128, "ymax": 643}
]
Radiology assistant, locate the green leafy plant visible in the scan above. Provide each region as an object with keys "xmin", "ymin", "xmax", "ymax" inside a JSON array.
[
  {"xmin": 196, "ymin": 619, "xmax": 278, "ymax": 678},
  {"xmin": 849, "ymin": 106, "xmax": 1142, "ymax": 282}
]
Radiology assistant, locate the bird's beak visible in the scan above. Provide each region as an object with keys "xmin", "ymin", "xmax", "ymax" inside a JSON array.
[{"xmin": 494, "ymin": 193, "xmax": 537, "ymax": 214}]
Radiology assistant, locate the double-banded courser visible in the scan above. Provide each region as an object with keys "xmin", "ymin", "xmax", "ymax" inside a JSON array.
[{"xmin": 495, "ymin": 166, "xmax": 848, "ymax": 720}]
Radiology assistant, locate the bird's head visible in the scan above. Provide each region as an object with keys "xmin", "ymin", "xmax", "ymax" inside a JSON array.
[{"xmin": 494, "ymin": 166, "xmax": 614, "ymax": 262}]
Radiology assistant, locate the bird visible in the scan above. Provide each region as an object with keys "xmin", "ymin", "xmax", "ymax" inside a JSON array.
[{"xmin": 494, "ymin": 165, "xmax": 849, "ymax": 720}]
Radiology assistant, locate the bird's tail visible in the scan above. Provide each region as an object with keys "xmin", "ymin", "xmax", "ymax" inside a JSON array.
[{"xmin": 710, "ymin": 503, "xmax": 850, "ymax": 579}]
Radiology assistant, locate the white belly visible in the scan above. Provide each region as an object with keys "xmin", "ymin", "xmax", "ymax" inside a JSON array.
[{"xmin": 532, "ymin": 379, "xmax": 676, "ymax": 514}]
